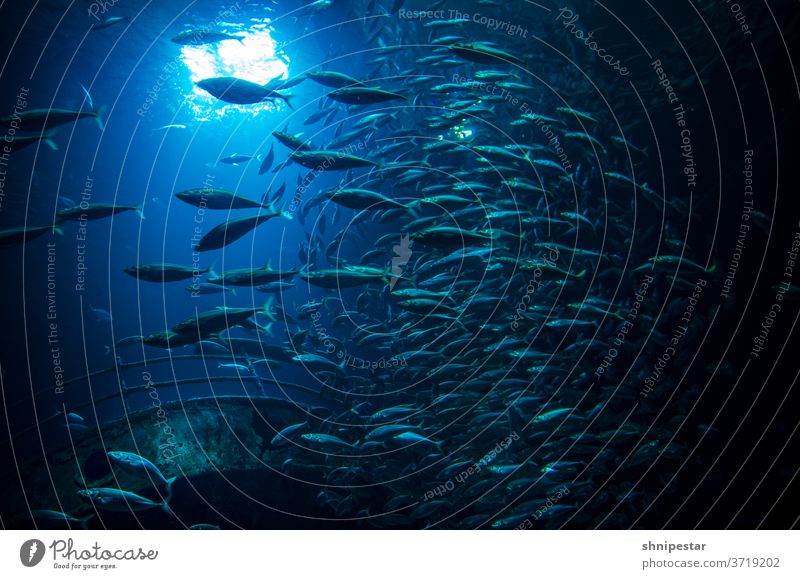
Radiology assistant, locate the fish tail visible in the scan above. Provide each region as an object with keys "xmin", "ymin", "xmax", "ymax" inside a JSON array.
[
  {"xmin": 79, "ymin": 514, "xmax": 94, "ymax": 530},
  {"xmin": 94, "ymin": 105, "xmax": 107, "ymax": 131},
  {"xmin": 135, "ymin": 205, "xmax": 146, "ymax": 220},
  {"xmin": 231, "ymin": 287, "xmax": 237, "ymax": 296},
  {"xmin": 262, "ymin": 298, "xmax": 277, "ymax": 322},
  {"xmin": 161, "ymin": 477, "xmax": 177, "ymax": 512},
  {"xmin": 43, "ymin": 130, "xmax": 58, "ymax": 150},
  {"xmin": 53, "ymin": 226, "xmax": 64, "ymax": 236},
  {"xmin": 281, "ymin": 94, "xmax": 295, "ymax": 110}
]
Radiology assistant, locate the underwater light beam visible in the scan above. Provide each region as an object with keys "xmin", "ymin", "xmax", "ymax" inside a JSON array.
[{"xmin": 180, "ymin": 28, "xmax": 290, "ymax": 118}]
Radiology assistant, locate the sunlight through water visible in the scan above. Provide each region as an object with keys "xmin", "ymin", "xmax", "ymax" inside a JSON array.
[{"xmin": 179, "ymin": 25, "xmax": 290, "ymax": 120}]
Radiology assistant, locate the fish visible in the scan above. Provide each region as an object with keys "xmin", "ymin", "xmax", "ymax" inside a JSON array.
[
  {"xmin": 304, "ymin": 108, "xmax": 335, "ymax": 126},
  {"xmin": 0, "ymin": 224, "xmax": 62, "ymax": 248},
  {"xmin": 264, "ymin": 75, "xmax": 308, "ymax": 91},
  {"xmin": 91, "ymin": 16, "xmax": 130, "ymax": 30},
  {"xmin": 189, "ymin": 524, "xmax": 221, "ymax": 530},
  {"xmin": 327, "ymin": 87, "xmax": 406, "ymax": 105},
  {"xmin": 218, "ymin": 154, "xmax": 259, "ymax": 165},
  {"xmin": 31, "ymin": 510, "xmax": 89, "ymax": 528},
  {"xmin": 106, "ymin": 451, "xmax": 177, "ymax": 490},
  {"xmin": 207, "ymin": 263, "xmax": 299, "ymax": 286},
  {"xmin": 324, "ymin": 188, "xmax": 408, "ymax": 210},
  {"xmin": 448, "ymin": 42, "xmax": 523, "ymax": 65},
  {"xmin": 0, "ymin": 100, "xmax": 104, "ymax": 132},
  {"xmin": 271, "ymin": 423, "xmax": 307, "ymax": 446},
  {"xmin": 77, "ymin": 488, "xmax": 171, "ymax": 513},
  {"xmin": 218, "ymin": 363, "xmax": 250, "ymax": 372},
  {"xmin": 175, "ymin": 188, "xmax": 274, "ymax": 209},
  {"xmin": 300, "ymin": 266, "xmax": 393, "ymax": 288},
  {"xmin": 4, "ymin": 132, "xmax": 58, "ymax": 153},
  {"xmin": 259, "ymin": 144, "xmax": 274, "ymax": 174},
  {"xmin": 289, "ymin": 150, "xmax": 379, "ymax": 170},
  {"xmin": 171, "ymin": 29, "xmax": 244, "ymax": 45},
  {"xmin": 307, "ymin": 71, "xmax": 364, "ymax": 88},
  {"xmin": 255, "ymin": 281, "xmax": 296, "ymax": 293},
  {"xmin": 300, "ymin": 433, "xmax": 353, "ymax": 448},
  {"xmin": 171, "ymin": 304, "xmax": 272, "ymax": 338},
  {"xmin": 410, "ymin": 227, "xmax": 493, "ymax": 248},
  {"xmin": 193, "ymin": 211, "xmax": 287, "ymax": 252},
  {"xmin": 152, "ymin": 123, "xmax": 188, "ymax": 132},
  {"xmin": 56, "ymin": 203, "xmax": 143, "ymax": 221},
  {"xmin": 272, "ymin": 129, "xmax": 313, "ymax": 151},
  {"xmin": 124, "ymin": 263, "xmax": 209, "ymax": 282},
  {"xmin": 196, "ymin": 77, "xmax": 293, "ymax": 108},
  {"xmin": 184, "ymin": 283, "xmax": 236, "ymax": 295}
]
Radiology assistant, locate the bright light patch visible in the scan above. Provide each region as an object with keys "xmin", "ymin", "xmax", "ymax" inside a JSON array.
[
  {"xmin": 451, "ymin": 124, "xmax": 473, "ymax": 140},
  {"xmin": 180, "ymin": 25, "xmax": 289, "ymax": 120}
]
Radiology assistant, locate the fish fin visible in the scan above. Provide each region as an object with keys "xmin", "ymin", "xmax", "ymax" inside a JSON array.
[
  {"xmin": 231, "ymin": 287, "xmax": 237, "ymax": 296},
  {"xmin": 575, "ymin": 269, "xmax": 586, "ymax": 278},
  {"xmin": 53, "ymin": 226, "xmax": 64, "ymax": 236},
  {"xmin": 236, "ymin": 37, "xmax": 245, "ymax": 44},
  {"xmin": 282, "ymin": 94, "xmax": 295, "ymax": 110},
  {"xmin": 79, "ymin": 84, "xmax": 94, "ymax": 110},
  {"xmin": 135, "ymin": 205, "xmax": 145, "ymax": 220}
]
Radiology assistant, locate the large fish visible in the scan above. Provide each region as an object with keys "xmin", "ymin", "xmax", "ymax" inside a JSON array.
[
  {"xmin": 175, "ymin": 188, "xmax": 274, "ymax": 210},
  {"xmin": 258, "ymin": 144, "xmax": 274, "ymax": 174},
  {"xmin": 56, "ymin": 203, "xmax": 143, "ymax": 221},
  {"xmin": 171, "ymin": 304, "xmax": 271, "ymax": 338},
  {"xmin": 300, "ymin": 266, "xmax": 394, "ymax": 288},
  {"xmin": 327, "ymin": 87, "xmax": 406, "ymax": 105},
  {"xmin": 123, "ymin": 263, "xmax": 209, "ymax": 282},
  {"xmin": 194, "ymin": 210, "xmax": 287, "ymax": 252},
  {"xmin": 272, "ymin": 129, "xmax": 313, "ymax": 151},
  {"xmin": 307, "ymin": 70, "xmax": 364, "ymax": 88},
  {"xmin": 289, "ymin": 150, "xmax": 378, "ymax": 170},
  {"xmin": 208, "ymin": 263, "xmax": 299, "ymax": 287},
  {"xmin": 4, "ymin": 132, "xmax": 58, "ymax": 153},
  {"xmin": 196, "ymin": 77, "xmax": 293, "ymax": 108},
  {"xmin": 0, "ymin": 224, "xmax": 62, "ymax": 248}
]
